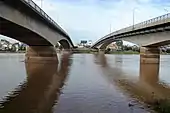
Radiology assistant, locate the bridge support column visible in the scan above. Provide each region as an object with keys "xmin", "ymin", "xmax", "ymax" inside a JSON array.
[
  {"xmin": 25, "ymin": 46, "xmax": 58, "ymax": 63},
  {"xmin": 140, "ymin": 47, "xmax": 160, "ymax": 84},
  {"xmin": 99, "ymin": 49, "xmax": 105, "ymax": 54}
]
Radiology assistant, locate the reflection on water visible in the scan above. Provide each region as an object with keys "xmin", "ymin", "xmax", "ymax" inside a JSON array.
[
  {"xmin": 95, "ymin": 54, "xmax": 170, "ymax": 105},
  {"xmin": 53, "ymin": 54, "xmax": 151, "ymax": 113},
  {"xmin": 0, "ymin": 53, "xmax": 72, "ymax": 113},
  {"xmin": 0, "ymin": 53, "xmax": 170, "ymax": 113}
]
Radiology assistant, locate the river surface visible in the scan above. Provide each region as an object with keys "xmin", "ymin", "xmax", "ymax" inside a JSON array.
[{"xmin": 0, "ymin": 53, "xmax": 170, "ymax": 113}]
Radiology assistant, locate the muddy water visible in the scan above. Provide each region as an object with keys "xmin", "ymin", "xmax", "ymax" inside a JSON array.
[{"xmin": 0, "ymin": 53, "xmax": 170, "ymax": 113}]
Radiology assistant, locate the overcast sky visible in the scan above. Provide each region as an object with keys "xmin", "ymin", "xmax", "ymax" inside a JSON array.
[{"xmin": 1, "ymin": 0, "xmax": 170, "ymax": 45}]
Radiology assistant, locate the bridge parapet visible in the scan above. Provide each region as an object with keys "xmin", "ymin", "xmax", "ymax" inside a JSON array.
[{"xmin": 22, "ymin": 0, "xmax": 68, "ymax": 37}]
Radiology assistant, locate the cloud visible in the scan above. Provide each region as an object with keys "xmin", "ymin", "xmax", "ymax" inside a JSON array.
[
  {"xmin": 1, "ymin": 0, "xmax": 170, "ymax": 45},
  {"xmin": 32, "ymin": 0, "xmax": 170, "ymax": 45}
]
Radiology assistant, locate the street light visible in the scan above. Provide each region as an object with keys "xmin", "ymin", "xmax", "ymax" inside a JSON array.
[
  {"xmin": 35, "ymin": 0, "xmax": 43, "ymax": 8},
  {"xmin": 109, "ymin": 23, "xmax": 112, "ymax": 33},
  {"xmin": 132, "ymin": 8, "xmax": 137, "ymax": 30},
  {"xmin": 109, "ymin": 16, "xmax": 116, "ymax": 33},
  {"xmin": 40, "ymin": 0, "xmax": 43, "ymax": 8}
]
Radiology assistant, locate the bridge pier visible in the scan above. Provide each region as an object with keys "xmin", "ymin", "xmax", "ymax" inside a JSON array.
[
  {"xmin": 25, "ymin": 46, "xmax": 58, "ymax": 63},
  {"xmin": 140, "ymin": 47, "xmax": 160, "ymax": 84},
  {"xmin": 99, "ymin": 49, "xmax": 105, "ymax": 54}
]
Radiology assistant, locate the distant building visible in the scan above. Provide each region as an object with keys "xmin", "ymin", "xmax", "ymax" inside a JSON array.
[
  {"xmin": 0, "ymin": 38, "xmax": 27, "ymax": 52},
  {"xmin": 77, "ymin": 40, "xmax": 93, "ymax": 48},
  {"xmin": 0, "ymin": 39, "xmax": 9, "ymax": 50},
  {"xmin": 80, "ymin": 40, "xmax": 87, "ymax": 46}
]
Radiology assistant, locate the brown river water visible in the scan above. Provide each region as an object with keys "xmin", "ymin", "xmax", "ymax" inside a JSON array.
[{"xmin": 0, "ymin": 53, "xmax": 170, "ymax": 113}]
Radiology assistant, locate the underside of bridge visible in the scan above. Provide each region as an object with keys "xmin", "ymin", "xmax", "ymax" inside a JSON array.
[
  {"xmin": 93, "ymin": 30, "xmax": 170, "ymax": 52},
  {"xmin": 94, "ymin": 39, "xmax": 161, "ymax": 83},
  {"xmin": 93, "ymin": 28, "xmax": 170, "ymax": 81},
  {"xmin": 99, "ymin": 39, "xmax": 119, "ymax": 50},
  {"xmin": 0, "ymin": 17, "xmax": 71, "ymax": 63},
  {"xmin": 59, "ymin": 39, "xmax": 71, "ymax": 49},
  {"xmin": 0, "ymin": 0, "xmax": 73, "ymax": 63},
  {"xmin": 0, "ymin": 17, "xmax": 52, "ymax": 46}
]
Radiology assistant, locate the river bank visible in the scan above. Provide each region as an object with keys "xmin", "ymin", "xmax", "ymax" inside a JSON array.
[
  {"xmin": 0, "ymin": 51, "xmax": 25, "ymax": 53},
  {"xmin": 116, "ymin": 79, "xmax": 170, "ymax": 113},
  {"xmin": 72, "ymin": 49, "xmax": 170, "ymax": 55}
]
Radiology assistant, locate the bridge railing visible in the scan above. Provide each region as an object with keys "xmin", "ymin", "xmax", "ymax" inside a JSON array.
[
  {"xmin": 21, "ymin": 0, "xmax": 68, "ymax": 37},
  {"xmin": 135, "ymin": 13, "xmax": 170, "ymax": 30},
  {"xmin": 97, "ymin": 13, "xmax": 170, "ymax": 44}
]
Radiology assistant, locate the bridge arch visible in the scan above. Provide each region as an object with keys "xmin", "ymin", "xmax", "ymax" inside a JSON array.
[
  {"xmin": 99, "ymin": 39, "xmax": 120, "ymax": 50},
  {"xmin": 0, "ymin": 0, "xmax": 74, "ymax": 62},
  {"xmin": 59, "ymin": 39, "xmax": 71, "ymax": 49},
  {"xmin": 0, "ymin": 17, "xmax": 53, "ymax": 46},
  {"xmin": 0, "ymin": 0, "xmax": 73, "ymax": 47},
  {"xmin": 1, "ymin": 17, "xmax": 72, "ymax": 49}
]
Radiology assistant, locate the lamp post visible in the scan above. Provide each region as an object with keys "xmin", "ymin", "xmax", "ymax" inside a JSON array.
[
  {"xmin": 40, "ymin": 0, "xmax": 43, "ymax": 8},
  {"xmin": 36, "ymin": 0, "xmax": 43, "ymax": 8},
  {"xmin": 110, "ymin": 23, "xmax": 112, "ymax": 33},
  {"xmin": 41, "ymin": 0, "xmax": 43, "ymax": 8},
  {"xmin": 132, "ymin": 8, "xmax": 137, "ymax": 30}
]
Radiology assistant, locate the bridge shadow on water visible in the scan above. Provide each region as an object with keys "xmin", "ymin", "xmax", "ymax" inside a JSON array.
[
  {"xmin": 93, "ymin": 53, "xmax": 170, "ymax": 112},
  {"xmin": 0, "ymin": 53, "xmax": 72, "ymax": 113}
]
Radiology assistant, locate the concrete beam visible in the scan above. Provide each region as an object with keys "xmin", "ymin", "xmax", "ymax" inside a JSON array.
[{"xmin": 122, "ymin": 31, "xmax": 170, "ymax": 47}]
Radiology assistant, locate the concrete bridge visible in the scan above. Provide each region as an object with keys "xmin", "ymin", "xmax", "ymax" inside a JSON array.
[
  {"xmin": 92, "ymin": 13, "xmax": 170, "ymax": 81},
  {"xmin": 92, "ymin": 13, "xmax": 170, "ymax": 49},
  {"xmin": 0, "ymin": 0, "xmax": 74, "ymax": 62}
]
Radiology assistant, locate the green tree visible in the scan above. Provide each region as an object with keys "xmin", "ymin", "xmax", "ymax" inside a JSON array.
[
  {"xmin": 115, "ymin": 40, "xmax": 123, "ymax": 51},
  {"xmin": 11, "ymin": 45, "xmax": 17, "ymax": 52}
]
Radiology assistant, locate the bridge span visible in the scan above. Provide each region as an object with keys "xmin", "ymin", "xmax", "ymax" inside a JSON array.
[
  {"xmin": 92, "ymin": 13, "xmax": 170, "ymax": 49},
  {"xmin": 0, "ymin": 0, "xmax": 74, "ymax": 62},
  {"xmin": 92, "ymin": 13, "xmax": 170, "ymax": 82}
]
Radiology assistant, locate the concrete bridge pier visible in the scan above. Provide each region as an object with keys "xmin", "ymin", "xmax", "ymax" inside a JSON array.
[
  {"xmin": 25, "ymin": 46, "xmax": 58, "ymax": 63},
  {"xmin": 140, "ymin": 47, "xmax": 160, "ymax": 84},
  {"xmin": 99, "ymin": 49, "xmax": 105, "ymax": 54}
]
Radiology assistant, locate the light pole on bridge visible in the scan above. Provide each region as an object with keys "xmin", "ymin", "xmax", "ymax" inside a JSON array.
[
  {"xmin": 132, "ymin": 8, "xmax": 137, "ymax": 30},
  {"xmin": 35, "ymin": 0, "xmax": 43, "ymax": 8},
  {"xmin": 109, "ymin": 23, "xmax": 112, "ymax": 33},
  {"xmin": 40, "ymin": 0, "xmax": 43, "ymax": 8}
]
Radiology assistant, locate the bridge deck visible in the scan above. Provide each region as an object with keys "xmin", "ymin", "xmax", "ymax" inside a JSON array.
[
  {"xmin": 94, "ymin": 13, "xmax": 170, "ymax": 46},
  {"xmin": 1, "ymin": 0, "xmax": 74, "ymax": 47}
]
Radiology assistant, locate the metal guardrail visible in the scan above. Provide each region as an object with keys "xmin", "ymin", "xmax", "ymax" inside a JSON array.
[
  {"xmin": 98, "ymin": 13, "xmax": 170, "ymax": 43},
  {"xmin": 141, "ymin": 13, "xmax": 170, "ymax": 25},
  {"xmin": 21, "ymin": 0, "xmax": 68, "ymax": 37}
]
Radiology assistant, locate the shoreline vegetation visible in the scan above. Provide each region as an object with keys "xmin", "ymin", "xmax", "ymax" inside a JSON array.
[
  {"xmin": 1, "ymin": 49, "xmax": 170, "ymax": 55},
  {"xmin": 72, "ymin": 48, "xmax": 170, "ymax": 55},
  {"xmin": 0, "ymin": 51, "xmax": 26, "ymax": 53}
]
